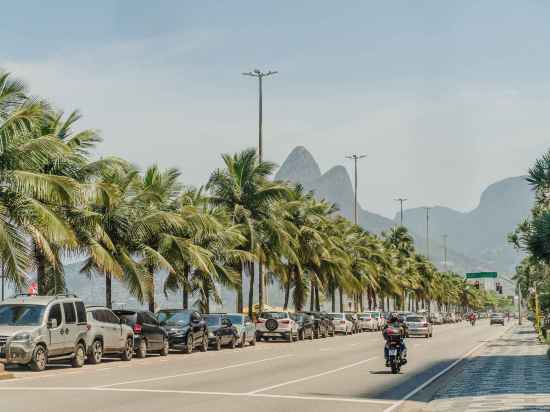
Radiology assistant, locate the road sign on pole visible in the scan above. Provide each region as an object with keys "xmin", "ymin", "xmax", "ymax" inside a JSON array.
[{"xmin": 466, "ymin": 272, "xmax": 498, "ymax": 279}]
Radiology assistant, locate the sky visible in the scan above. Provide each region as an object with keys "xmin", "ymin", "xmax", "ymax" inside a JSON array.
[{"xmin": 2, "ymin": 1, "xmax": 550, "ymax": 218}]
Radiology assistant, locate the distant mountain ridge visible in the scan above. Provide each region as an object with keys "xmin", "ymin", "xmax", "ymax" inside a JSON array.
[{"xmin": 275, "ymin": 146, "xmax": 533, "ymax": 274}]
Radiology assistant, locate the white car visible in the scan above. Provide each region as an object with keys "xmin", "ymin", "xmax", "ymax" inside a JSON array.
[
  {"xmin": 329, "ymin": 313, "xmax": 354, "ymax": 335},
  {"xmin": 364, "ymin": 311, "xmax": 384, "ymax": 330},
  {"xmin": 255, "ymin": 311, "xmax": 299, "ymax": 342},
  {"xmin": 358, "ymin": 313, "xmax": 378, "ymax": 331}
]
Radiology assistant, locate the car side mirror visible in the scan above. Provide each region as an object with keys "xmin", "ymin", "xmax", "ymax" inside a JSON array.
[{"xmin": 48, "ymin": 319, "xmax": 58, "ymax": 329}]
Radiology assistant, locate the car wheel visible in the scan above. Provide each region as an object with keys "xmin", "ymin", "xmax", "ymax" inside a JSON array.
[
  {"xmin": 309, "ymin": 329, "xmax": 314, "ymax": 340},
  {"xmin": 88, "ymin": 340, "xmax": 103, "ymax": 364},
  {"xmin": 214, "ymin": 337, "xmax": 222, "ymax": 351},
  {"xmin": 185, "ymin": 334, "xmax": 193, "ymax": 354},
  {"xmin": 250, "ymin": 334, "xmax": 256, "ymax": 346},
  {"xmin": 120, "ymin": 337, "xmax": 133, "ymax": 361},
  {"xmin": 240, "ymin": 333, "xmax": 246, "ymax": 348},
  {"xmin": 298, "ymin": 330, "xmax": 304, "ymax": 341},
  {"xmin": 287, "ymin": 332, "xmax": 293, "ymax": 343},
  {"xmin": 160, "ymin": 338, "xmax": 169, "ymax": 356},
  {"xmin": 200, "ymin": 333, "xmax": 208, "ymax": 352},
  {"xmin": 136, "ymin": 339, "xmax": 147, "ymax": 358},
  {"xmin": 230, "ymin": 335, "xmax": 237, "ymax": 349},
  {"xmin": 29, "ymin": 344, "xmax": 48, "ymax": 372},
  {"xmin": 71, "ymin": 342, "xmax": 86, "ymax": 368}
]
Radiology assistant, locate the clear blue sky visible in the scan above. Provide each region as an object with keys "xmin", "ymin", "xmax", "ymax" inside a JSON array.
[{"xmin": 3, "ymin": 1, "xmax": 550, "ymax": 217}]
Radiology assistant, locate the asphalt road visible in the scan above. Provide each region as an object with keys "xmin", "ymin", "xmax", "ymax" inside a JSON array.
[{"xmin": 0, "ymin": 320, "xmax": 509, "ymax": 412}]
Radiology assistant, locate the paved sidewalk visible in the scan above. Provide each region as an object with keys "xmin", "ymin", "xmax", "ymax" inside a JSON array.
[{"xmin": 425, "ymin": 324, "xmax": 550, "ymax": 412}]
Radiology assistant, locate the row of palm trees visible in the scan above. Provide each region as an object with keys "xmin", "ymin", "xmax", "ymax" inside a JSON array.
[
  {"xmin": 509, "ymin": 149, "xmax": 550, "ymax": 328},
  {"xmin": 0, "ymin": 69, "xmax": 490, "ymax": 316}
]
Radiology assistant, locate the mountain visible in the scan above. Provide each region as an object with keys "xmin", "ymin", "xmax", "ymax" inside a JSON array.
[{"xmin": 275, "ymin": 146, "xmax": 532, "ymax": 275}]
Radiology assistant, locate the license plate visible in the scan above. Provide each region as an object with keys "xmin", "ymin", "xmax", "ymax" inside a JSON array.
[
  {"xmin": 263, "ymin": 333, "xmax": 279, "ymax": 337},
  {"xmin": 389, "ymin": 349, "xmax": 397, "ymax": 356}
]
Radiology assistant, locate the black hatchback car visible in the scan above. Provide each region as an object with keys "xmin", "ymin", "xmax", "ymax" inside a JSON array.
[
  {"xmin": 292, "ymin": 313, "xmax": 315, "ymax": 340},
  {"xmin": 156, "ymin": 309, "xmax": 208, "ymax": 354},
  {"xmin": 114, "ymin": 310, "xmax": 169, "ymax": 358},
  {"xmin": 306, "ymin": 311, "xmax": 335, "ymax": 338},
  {"xmin": 205, "ymin": 314, "xmax": 239, "ymax": 350}
]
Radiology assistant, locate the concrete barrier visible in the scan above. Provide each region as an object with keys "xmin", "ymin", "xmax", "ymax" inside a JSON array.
[{"xmin": 0, "ymin": 362, "xmax": 14, "ymax": 380}]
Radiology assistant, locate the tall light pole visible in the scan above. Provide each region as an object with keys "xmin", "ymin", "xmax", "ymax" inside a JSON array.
[
  {"xmin": 395, "ymin": 198, "xmax": 407, "ymax": 226},
  {"xmin": 345, "ymin": 154, "xmax": 366, "ymax": 224},
  {"xmin": 242, "ymin": 69, "xmax": 277, "ymax": 313},
  {"xmin": 425, "ymin": 207, "xmax": 431, "ymax": 260},
  {"xmin": 242, "ymin": 69, "xmax": 278, "ymax": 162},
  {"xmin": 442, "ymin": 234, "xmax": 448, "ymax": 271}
]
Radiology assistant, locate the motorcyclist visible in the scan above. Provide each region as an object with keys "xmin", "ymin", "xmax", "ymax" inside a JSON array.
[
  {"xmin": 468, "ymin": 312, "xmax": 477, "ymax": 325},
  {"xmin": 382, "ymin": 313, "xmax": 407, "ymax": 366}
]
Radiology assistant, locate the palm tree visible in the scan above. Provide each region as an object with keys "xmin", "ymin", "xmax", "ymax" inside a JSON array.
[{"xmin": 207, "ymin": 148, "xmax": 289, "ymax": 317}]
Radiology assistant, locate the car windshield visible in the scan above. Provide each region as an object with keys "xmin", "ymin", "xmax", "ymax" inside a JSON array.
[
  {"xmin": 260, "ymin": 312, "xmax": 288, "ymax": 320},
  {"xmin": 361, "ymin": 314, "xmax": 372, "ymax": 319},
  {"xmin": 407, "ymin": 316, "xmax": 425, "ymax": 322},
  {"xmin": 157, "ymin": 310, "xmax": 191, "ymax": 325},
  {"xmin": 206, "ymin": 315, "xmax": 221, "ymax": 326},
  {"xmin": 0, "ymin": 304, "xmax": 45, "ymax": 326},
  {"xmin": 226, "ymin": 315, "xmax": 243, "ymax": 325},
  {"xmin": 330, "ymin": 313, "xmax": 344, "ymax": 319}
]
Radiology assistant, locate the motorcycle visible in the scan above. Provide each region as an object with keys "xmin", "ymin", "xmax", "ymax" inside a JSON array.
[
  {"xmin": 470, "ymin": 318, "xmax": 476, "ymax": 326},
  {"xmin": 386, "ymin": 336, "xmax": 406, "ymax": 374}
]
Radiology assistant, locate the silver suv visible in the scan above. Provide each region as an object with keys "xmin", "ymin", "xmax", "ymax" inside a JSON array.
[
  {"xmin": 0, "ymin": 294, "xmax": 89, "ymax": 371},
  {"xmin": 85, "ymin": 306, "xmax": 134, "ymax": 364}
]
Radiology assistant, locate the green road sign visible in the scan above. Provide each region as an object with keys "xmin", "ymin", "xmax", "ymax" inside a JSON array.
[{"xmin": 466, "ymin": 272, "xmax": 498, "ymax": 279}]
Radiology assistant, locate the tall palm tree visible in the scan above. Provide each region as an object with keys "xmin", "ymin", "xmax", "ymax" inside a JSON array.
[{"xmin": 207, "ymin": 148, "xmax": 289, "ymax": 317}]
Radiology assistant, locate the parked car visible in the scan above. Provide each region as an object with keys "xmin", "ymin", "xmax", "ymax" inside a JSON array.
[
  {"xmin": 429, "ymin": 312, "xmax": 444, "ymax": 325},
  {"xmin": 0, "ymin": 294, "xmax": 89, "ymax": 371},
  {"xmin": 293, "ymin": 313, "xmax": 315, "ymax": 340},
  {"xmin": 114, "ymin": 309, "xmax": 169, "ymax": 358},
  {"xmin": 329, "ymin": 312, "xmax": 354, "ymax": 335},
  {"xmin": 345, "ymin": 312, "xmax": 361, "ymax": 333},
  {"xmin": 358, "ymin": 313, "xmax": 378, "ymax": 331},
  {"xmin": 205, "ymin": 314, "xmax": 239, "ymax": 350},
  {"xmin": 490, "ymin": 313, "xmax": 505, "ymax": 326},
  {"xmin": 405, "ymin": 315, "xmax": 433, "ymax": 338},
  {"xmin": 365, "ymin": 311, "xmax": 384, "ymax": 330},
  {"xmin": 155, "ymin": 309, "xmax": 207, "ymax": 354},
  {"xmin": 256, "ymin": 311, "xmax": 299, "ymax": 342},
  {"xmin": 224, "ymin": 313, "xmax": 256, "ymax": 347},
  {"xmin": 305, "ymin": 311, "xmax": 333, "ymax": 338},
  {"xmin": 85, "ymin": 306, "xmax": 134, "ymax": 364}
]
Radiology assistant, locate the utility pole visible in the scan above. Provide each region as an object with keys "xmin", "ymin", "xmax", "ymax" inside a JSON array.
[
  {"xmin": 425, "ymin": 207, "xmax": 431, "ymax": 260},
  {"xmin": 395, "ymin": 198, "xmax": 407, "ymax": 225},
  {"xmin": 346, "ymin": 154, "xmax": 366, "ymax": 224},
  {"xmin": 442, "ymin": 234, "xmax": 448, "ymax": 271},
  {"xmin": 242, "ymin": 69, "xmax": 277, "ymax": 312},
  {"xmin": 242, "ymin": 69, "xmax": 278, "ymax": 162}
]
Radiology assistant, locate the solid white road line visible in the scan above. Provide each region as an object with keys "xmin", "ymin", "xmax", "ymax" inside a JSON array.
[
  {"xmin": 246, "ymin": 356, "xmax": 378, "ymax": 395},
  {"xmin": 383, "ymin": 323, "xmax": 514, "ymax": 412},
  {"xmin": 0, "ymin": 386, "xmax": 394, "ymax": 405},
  {"xmin": 97, "ymin": 354, "xmax": 293, "ymax": 388}
]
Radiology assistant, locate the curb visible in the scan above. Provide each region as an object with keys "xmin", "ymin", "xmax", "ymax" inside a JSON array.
[{"xmin": 0, "ymin": 362, "xmax": 14, "ymax": 380}]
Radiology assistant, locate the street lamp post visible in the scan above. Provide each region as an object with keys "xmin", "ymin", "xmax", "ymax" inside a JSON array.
[
  {"xmin": 395, "ymin": 198, "xmax": 407, "ymax": 226},
  {"xmin": 242, "ymin": 69, "xmax": 278, "ymax": 162},
  {"xmin": 242, "ymin": 69, "xmax": 277, "ymax": 312},
  {"xmin": 345, "ymin": 154, "xmax": 366, "ymax": 225}
]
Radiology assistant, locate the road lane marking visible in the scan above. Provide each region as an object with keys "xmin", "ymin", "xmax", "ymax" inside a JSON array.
[
  {"xmin": 97, "ymin": 354, "xmax": 293, "ymax": 388},
  {"xmin": 0, "ymin": 386, "xmax": 394, "ymax": 405},
  {"xmin": 246, "ymin": 356, "xmax": 378, "ymax": 394},
  {"xmin": 383, "ymin": 323, "xmax": 514, "ymax": 412}
]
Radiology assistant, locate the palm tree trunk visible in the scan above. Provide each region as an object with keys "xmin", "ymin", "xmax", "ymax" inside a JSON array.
[
  {"xmin": 315, "ymin": 286, "xmax": 320, "ymax": 311},
  {"xmin": 373, "ymin": 293, "xmax": 377, "ymax": 309},
  {"xmin": 105, "ymin": 273, "xmax": 112, "ymax": 309},
  {"xmin": 248, "ymin": 262, "xmax": 255, "ymax": 319},
  {"xmin": 367, "ymin": 290, "xmax": 373, "ymax": 310},
  {"xmin": 148, "ymin": 268, "xmax": 155, "ymax": 313},
  {"xmin": 310, "ymin": 282, "xmax": 315, "ymax": 311},
  {"xmin": 182, "ymin": 264, "xmax": 189, "ymax": 310},
  {"xmin": 283, "ymin": 277, "xmax": 291, "ymax": 310},
  {"xmin": 258, "ymin": 259, "xmax": 264, "ymax": 313},
  {"xmin": 339, "ymin": 288, "xmax": 344, "ymax": 312},
  {"xmin": 36, "ymin": 249, "xmax": 47, "ymax": 295},
  {"xmin": 331, "ymin": 284, "xmax": 336, "ymax": 312},
  {"xmin": 237, "ymin": 263, "xmax": 244, "ymax": 313}
]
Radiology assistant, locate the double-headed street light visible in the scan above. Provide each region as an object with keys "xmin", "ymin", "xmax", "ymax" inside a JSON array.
[
  {"xmin": 345, "ymin": 154, "xmax": 366, "ymax": 225},
  {"xmin": 242, "ymin": 69, "xmax": 278, "ymax": 162}
]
